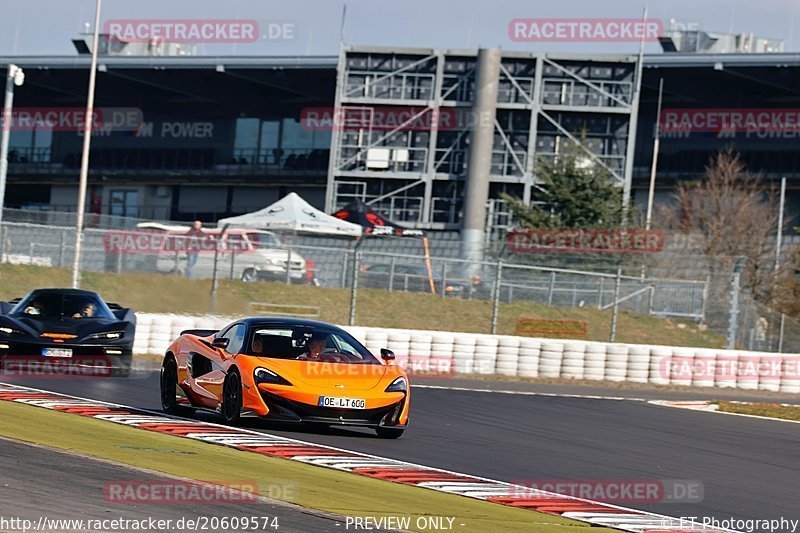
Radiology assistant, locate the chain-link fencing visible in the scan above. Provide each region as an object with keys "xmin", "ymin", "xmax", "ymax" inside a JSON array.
[{"xmin": 1, "ymin": 208, "xmax": 797, "ymax": 351}]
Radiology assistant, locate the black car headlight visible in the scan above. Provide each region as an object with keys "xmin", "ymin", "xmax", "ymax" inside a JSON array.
[
  {"xmin": 86, "ymin": 331, "xmax": 125, "ymax": 341},
  {"xmin": 0, "ymin": 326, "xmax": 22, "ymax": 336},
  {"xmin": 385, "ymin": 376, "xmax": 407, "ymax": 393},
  {"xmin": 254, "ymin": 367, "xmax": 292, "ymax": 386}
]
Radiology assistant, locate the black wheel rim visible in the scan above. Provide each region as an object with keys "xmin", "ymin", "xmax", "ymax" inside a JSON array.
[
  {"xmin": 222, "ymin": 372, "xmax": 240, "ymax": 421},
  {"xmin": 161, "ymin": 360, "xmax": 177, "ymax": 410}
]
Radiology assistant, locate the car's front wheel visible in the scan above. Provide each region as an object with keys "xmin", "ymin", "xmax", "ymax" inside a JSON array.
[
  {"xmin": 221, "ymin": 368, "xmax": 242, "ymax": 424},
  {"xmin": 375, "ymin": 426, "xmax": 405, "ymax": 439}
]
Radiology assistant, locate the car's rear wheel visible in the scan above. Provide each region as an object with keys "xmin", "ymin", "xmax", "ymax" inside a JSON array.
[
  {"xmin": 160, "ymin": 356, "xmax": 192, "ymax": 416},
  {"xmin": 221, "ymin": 368, "xmax": 242, "ymax": 424},
  {"xmin": 375, "ymin": 427, "xmax": 405, "ymax": 439},
  {"xmin": 241, "ymin": 268, "xmax": 258, "ymax": 282}
]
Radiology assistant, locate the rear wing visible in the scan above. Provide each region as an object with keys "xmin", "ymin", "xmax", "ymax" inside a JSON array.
[
  {"xmin": 181, "ymin": 329, "xmax": 218, "ymax": 338},
  {"xmin": 106, "ymin": 303, "xmax": 136, "ymax": 324},
  {"xmin": 0, "ymin": 298, "xmax": 21, "ymax": 315}
]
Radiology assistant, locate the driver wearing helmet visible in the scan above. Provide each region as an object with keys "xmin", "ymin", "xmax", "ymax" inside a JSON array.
[{"xmin": 297, "ymin": 332, "xmax": 328, "ymax": 361}]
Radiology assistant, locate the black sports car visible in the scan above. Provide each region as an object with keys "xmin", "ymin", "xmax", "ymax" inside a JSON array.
[{"xmin": 0, "ymin": 288, "xmax": 136, "ymax": 377}]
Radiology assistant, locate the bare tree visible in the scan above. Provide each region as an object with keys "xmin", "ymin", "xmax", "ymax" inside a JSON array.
[{"xmin": 657, "ymin": 148, "xmax": 786, "ymax": 302}]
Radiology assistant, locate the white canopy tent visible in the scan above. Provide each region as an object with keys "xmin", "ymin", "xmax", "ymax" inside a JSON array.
[{"xmin": 217, "ymin": 192, "xmax": 362, "ymax": 237}]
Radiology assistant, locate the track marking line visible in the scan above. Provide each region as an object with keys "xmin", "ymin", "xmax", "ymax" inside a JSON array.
[
  {"xmin": 412, "ymin": 384, "xmax": 648, "ymax": 402},
  {"xmin": 0, "ymin": 381, "xmax": 734, "ymax": 533},
  {"xmin": 649, "ymin": 399, "xmax": 800, "ymax": 425}
]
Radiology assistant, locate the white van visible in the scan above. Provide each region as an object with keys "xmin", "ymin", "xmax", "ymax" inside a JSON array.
[{"xmin": 136, "ymin": 223, "xmax": 309, "ymax": 283}]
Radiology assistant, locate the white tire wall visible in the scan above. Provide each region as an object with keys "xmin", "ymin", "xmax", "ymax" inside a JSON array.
[
  {"xmin": 605, "ymin": 344, "xmax": 629, "ymax": 382},
  {"xmin": 129, "ymin": 314, "xmax": 799, "ymax": 394},
  {"xmin": 539, "ymin": 342, "xmax": 564, "ymax": 378},
  {"xmin": 561, "ymin": 342, "xmax": 586, "ymax": 380},
  {"xmin": 626, "ymin": 344, "xmax": 651, "ymax": 383}
]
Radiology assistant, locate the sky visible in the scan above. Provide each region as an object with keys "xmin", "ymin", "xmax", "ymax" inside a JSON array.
[{"xmin": 0, "ymin": 0, "xmax": 798, "ymax": 57}]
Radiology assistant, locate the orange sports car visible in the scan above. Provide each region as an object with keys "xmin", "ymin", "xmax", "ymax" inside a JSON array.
[{"xmin": 160, "ymin": 318, "xmax": 409, "ymax": 438}]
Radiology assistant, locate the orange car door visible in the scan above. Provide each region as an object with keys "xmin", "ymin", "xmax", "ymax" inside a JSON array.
[{"xmin": 193, "ymin": 323, "xmax": 246, "ymax": 407}]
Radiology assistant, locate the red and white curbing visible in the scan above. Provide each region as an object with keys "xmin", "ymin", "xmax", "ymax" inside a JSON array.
[{"xmin": 0, "ymin": 382, "xmax": 732, "ymax": 533}]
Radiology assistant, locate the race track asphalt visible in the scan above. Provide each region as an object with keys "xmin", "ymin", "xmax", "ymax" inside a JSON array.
[{"xmin": 3, "ymin": 372, "xmax": 799, "ymax": 531}]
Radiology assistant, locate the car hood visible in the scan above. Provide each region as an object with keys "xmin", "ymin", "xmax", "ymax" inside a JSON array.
[
  {"xmin": 248, "ymin": 249, "xmax": 305, "ymax": 262},
  {"xmin": 1, "ymin": 315, "xmax": 129, "ymax": 341},
  {"xmin": 255, "ymin": 357, "xmax": 390, "ymax": 390}
]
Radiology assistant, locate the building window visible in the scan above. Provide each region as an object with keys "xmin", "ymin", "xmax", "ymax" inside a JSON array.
[
  {"xmin": 233, "ymin": 118, "xmax": 260, "ymax": 164},
  {"xmin": 109, "ymin": 190, "xmax": 138, "ymax": 217}
]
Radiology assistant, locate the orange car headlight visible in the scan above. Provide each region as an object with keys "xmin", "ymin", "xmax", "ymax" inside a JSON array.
[
  {"xmin": 254, "ymin": 367, "xmax": 292, "ymax": 386},
  {"xmin": 384, "ymin": 376, "xmax": 407, "ymax": 393}
]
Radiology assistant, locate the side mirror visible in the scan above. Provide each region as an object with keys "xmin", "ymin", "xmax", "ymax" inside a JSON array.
[
  {"xmin": 380, "ymin": 348, "xmax": 395, "ymax": 362},
  {"xmin": 212, "ymin": 337, "xmax": 229, "ymax": 349}
]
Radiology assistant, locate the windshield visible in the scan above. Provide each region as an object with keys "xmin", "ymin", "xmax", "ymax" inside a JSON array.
[
  {"xmin": 247, "ymin": 325, "xmax": 379, "ymax": 364},
  {"xmin": 11, "ymin": 293, "xmax": 114, "ymax": 320},
  {"xmin": 245, "ymin": 232, "xmax": 281, "ymax": 248}
]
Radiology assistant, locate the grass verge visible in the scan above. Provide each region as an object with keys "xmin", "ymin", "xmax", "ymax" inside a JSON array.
[
  {"xmin": 0, "ymin": 400, "xmax": 612, "ymax": 532},
  {"xmin": 715, "ymin": 401, "xmax": 800, "ymax": 421},
  {"xmin": 0, "ymin": 263, "xmax": 723, "ymax": 348}
]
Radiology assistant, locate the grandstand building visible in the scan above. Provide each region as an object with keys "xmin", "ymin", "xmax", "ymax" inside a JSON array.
[{"xmin": 2, "ymin": 38, "xmax": 800, "ymax": 230}]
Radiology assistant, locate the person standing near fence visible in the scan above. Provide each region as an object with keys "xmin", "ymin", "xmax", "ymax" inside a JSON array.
[
  {"xmin": 185, "ymin": 220, "xmax": 203, "ymax": 279},
  {"xmin": 468, "ymin": 274, "xmax": 489, "ymax": 300}
]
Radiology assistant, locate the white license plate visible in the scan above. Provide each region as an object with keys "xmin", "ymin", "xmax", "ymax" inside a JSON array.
[
  {"xmin": 42, "ymin": 347, "xmax": 72, "ymax": 358},
  {"xmin": 318, "ymin": 396, "xmax": 366, "ymax": 409}
]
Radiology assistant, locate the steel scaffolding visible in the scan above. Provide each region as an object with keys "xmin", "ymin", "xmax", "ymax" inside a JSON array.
[{"xmin": 325, "ymin": 46, "xmax": 639, "ymax": 232}]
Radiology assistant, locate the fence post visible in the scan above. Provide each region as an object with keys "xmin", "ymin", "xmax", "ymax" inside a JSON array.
[
  {"xmin": 700, "ymin": 276, "xmax": 710, "ymax": 323},
  {"xmin": 597, "ymin": 277, "xmax": 604, "ymax": 308},
  {"xmin": 340, "ymin": 251, "xmax": 349, "ymax": 288},
  {"xmin": 285, "ymin": 246, "xmax": 292, "ymax": 285},
  {"xmin": 348, "ymin": 250, "xmax": 361, "ymax": 326},
  {"xmin": 779, "ymin": 313, "xmax": 785, "ymax": 353},
  {"xmin": 229, "ymin": 250, "xmax": 235, "ymax": 280},
  {"xmin": 727, "ymin": 270, "xmax": 741, "ymax": 350},
  {"xmin": 547, "ymin": 271, "xmax": 556, "ymax": 306},
  {"xmin": 0, "ymin": 225, "xmax": 6, "ymax": 263},
  {"xmin": 491, "ymin": 259, "xmax": 503, "ymax": 334},
  {"xmin": 647, "ymin": 284, "xmax": 655, "ymax": 315},
  {"xmin": 388, "ymin": 256, "xmax": 396, "ymax": 292},
  {"xmin": 209, "ymin": 237, "xmax": 222, "ymax": 313},
  {"xmin": 59, "ymin": 229, "xmax": 66, "ymax": 267},
  {"xmin": 440, "ymin": 262, "xmax": 447, "ymax": 297},
  {"xmin": 609, "ymin": 266, "xmax": 622, "ymax": 343}
]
